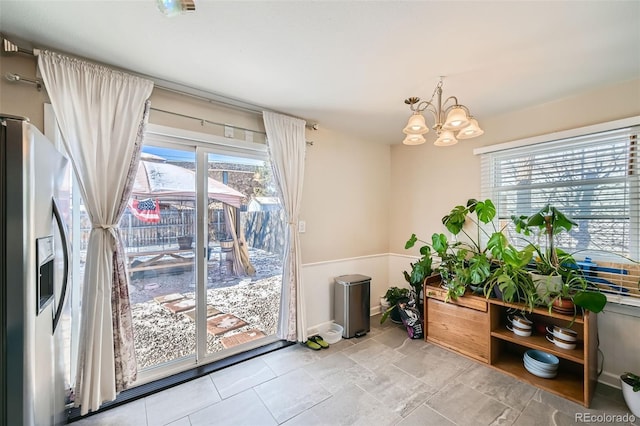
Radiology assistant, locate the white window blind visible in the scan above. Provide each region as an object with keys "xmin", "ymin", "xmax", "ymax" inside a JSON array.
[{"xmin": 480, "ymin": 124, "xmax": 640, "ymax": 307}]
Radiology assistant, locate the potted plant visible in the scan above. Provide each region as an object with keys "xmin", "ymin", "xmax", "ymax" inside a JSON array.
[
  {"xmin": 483, "ymin": 232, "xmax": 538, "ymax": 312},
  {"xmin": 440, "ymin": 199, "xmax": 499, "ymax": 288},
  {"xmin": 402, "ymin": 243, "xmax": 433, "ymax": 312},
  {"xmin": 406, "ymin": 199, "xmax": 502, "ymax": 302},
  {"xmin": 380, "ymin": 286, "xmax": 411, "ymax": 324},
  {"xmin": 430, "ymin": 233, "xmax": 471, "ymax": 301},
  {"xmin": 620, "ymin": 372, "xmax": 640, "ymax": 417},
  {"xmin": 513, "ymin": 205, "xmax": 575, "ymax": 300},
  {"xmin": 406, "ymin": 232, "xmax": 466, "ymax": 301},
  {"xmin": 512, "ymin": 205, "xmax": 607, "ymax": 314}
]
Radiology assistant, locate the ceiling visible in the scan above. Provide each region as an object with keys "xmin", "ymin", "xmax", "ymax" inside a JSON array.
[{"xmin": 1, "ymin": 1, "xmax": 639, "ymax": 145}]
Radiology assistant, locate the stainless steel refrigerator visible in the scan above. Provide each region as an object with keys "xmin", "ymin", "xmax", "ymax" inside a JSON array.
[{"xmin": 1, "ymin": 115, "xmax": 71, "ymax": 425}]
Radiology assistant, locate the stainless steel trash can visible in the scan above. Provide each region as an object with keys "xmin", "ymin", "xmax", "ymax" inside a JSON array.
[{"xmin": 334, "ymin": 274, "xmax": 371, "ymax": 338}]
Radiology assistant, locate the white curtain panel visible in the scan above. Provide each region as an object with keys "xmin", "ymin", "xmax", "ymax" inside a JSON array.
[
  {"xmin": 263, "ymin": 111, "xmax": 307, "ymax": 342},
  {"xmin": 38, "ymin": 51, "xmax": 153, "ymax": 414}
]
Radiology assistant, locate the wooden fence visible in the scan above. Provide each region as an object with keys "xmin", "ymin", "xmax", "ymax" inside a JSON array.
[
  {"xmin": 78, "ymin": 207, "xmax": 285, "ymax": 256},
  {"xmin": 243, "ymin": 210, "xmax": 286, "ymax": 257}
]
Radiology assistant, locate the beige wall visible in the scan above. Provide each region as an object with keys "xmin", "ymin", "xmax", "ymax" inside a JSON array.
[
  {"xmin": 0, "ymin": 55, "xmax": 49, "ymax": 127},
  {"xmin": 300, "ymin": 127, "xmax": 390, "ymax": 263}
]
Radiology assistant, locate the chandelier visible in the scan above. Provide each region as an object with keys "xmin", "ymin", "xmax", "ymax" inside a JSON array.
[{"xmin": 402, "ymin": 78, "xmax": 483, "ymax": 146}]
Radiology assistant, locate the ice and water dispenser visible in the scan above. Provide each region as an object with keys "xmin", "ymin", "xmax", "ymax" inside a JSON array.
[
  {"xmin": 334, "ymin": 274, "xmax": 371, "ymax": 338},
  {"xmin": 36, "ymin": 236, "xmax": 55, "ymax": 314}
]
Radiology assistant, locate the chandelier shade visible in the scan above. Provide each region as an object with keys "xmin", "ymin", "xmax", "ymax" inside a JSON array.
[
  {"xmin": 442, "ymin": 106, "xmax": 470, "ymax": 130},
  {"xmin": 403, "ymin": 113, "xmax": 429, "ymax": 135},
  {"xmin": 401, "ymin": 78, "xmax": 483, "ymax": 146},
  {"xmin": 434, "ymin": 130, "xmax": 458, "ymax": 147},
  {"xmin": 457, "ymin": 117, "xmax": 484, "ymax": 139},
  {"xmin": 403, "ymin": 133, "xmax": 427, "ymax": 145}
]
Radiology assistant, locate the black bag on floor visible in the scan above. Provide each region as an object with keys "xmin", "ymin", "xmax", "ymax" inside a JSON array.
[{"xmin": 397, "ymin": 301, "xmax": 423, "ymax": 339}]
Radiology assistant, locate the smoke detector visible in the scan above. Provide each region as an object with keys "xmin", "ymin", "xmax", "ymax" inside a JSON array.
[{"xmin": 157, "ymin": 0, "xmax": 196, "ymax": 17}]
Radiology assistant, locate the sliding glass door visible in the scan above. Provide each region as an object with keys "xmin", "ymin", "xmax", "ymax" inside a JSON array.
[
  {"xmin": 123, "ymin": 145, "xmax": 197, "ymax": 372},
  {"xmin": 201, "ymin": 150, "xmax": 284, "ymax": 358},
  {"xmin": 121, "ymin": 137, "xmax": 283, "ymax": 382}
]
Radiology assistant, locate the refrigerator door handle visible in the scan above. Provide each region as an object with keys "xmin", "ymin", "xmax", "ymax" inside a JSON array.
[{"xmin": 52, "ymin": 196, "xmax": 70, "ymax": 333}]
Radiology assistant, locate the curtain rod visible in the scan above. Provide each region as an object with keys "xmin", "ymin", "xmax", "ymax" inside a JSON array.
[
  {"xmin": 153, "ymin": 82, "xmax": 264, "ymax": 116},
  {"xmin": 4, "ymin": 72, "xmax": 42, "ymax": 90},
  {"xmin": 150, "ymin": 106, "xmax": 267, "ymax": 136},
  {"xmin": 0, "ymin": 35, "xmax": 318, "ymax": 130},
  {"xmin": 150, "ymin": 107, "xmax": 314, "ymax": 145},
  {"xmin": 4, "ymin": 72, "xmax": 314, "ymax": 146}
]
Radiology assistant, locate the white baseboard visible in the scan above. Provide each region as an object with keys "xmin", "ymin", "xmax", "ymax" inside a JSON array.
[
  {"xmin": 370, "ymin": 304, "xmax": 381, "ymax": 316},
  {"xmin": 306, "ymin": 320, "xmax": 335, "ymax": 336},
  {"xmin": 599, "ymin": 371, "xmax": 622, "ymax": 390}
]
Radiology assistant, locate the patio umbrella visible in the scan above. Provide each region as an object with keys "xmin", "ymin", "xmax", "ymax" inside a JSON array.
[{"xmin": 131, "ymin": 160, "xmax": 245, "ymax": 208}]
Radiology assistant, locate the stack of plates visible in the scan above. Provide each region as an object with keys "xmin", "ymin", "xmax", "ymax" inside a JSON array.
[{"xmin": 523, "ymin": 349, "xmax": 559, "ymax": 379}]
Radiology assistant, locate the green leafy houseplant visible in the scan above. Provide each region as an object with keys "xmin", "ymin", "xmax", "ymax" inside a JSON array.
[
  {"xmin": 440, "ymin": 199, "xmax": 499, "ymax": 288},
  {"xmin": 512, "ymin": 205, "xmax": 577, "ymax": 276},
  {"xmin": 402, "ymin": 243, "xmax": 433, "ymax": 312},
  {"xmin": 406, "ymin": 199, "xmax": 504, "ymax": 301},
  {"xmin": 483, "ymin": 233, "xmax": 538, "ymax": 312},
  {"xmin": 406, "ymin": 233, "xmax": 466, "ymax": 301},
  {"xmin": 622, "ymin": 372, "xmax": 640, "ymax": 392},
  {"xmin": 380, "ymin": 286, "xmax": 411, "ymax": 324},
  {"xmin": 512, "ymin": 204, "xmax": 607, "ymax": 314},
  {"xmin": 429, "ymin": 233, "xmax": 466, "ymax": 301}
]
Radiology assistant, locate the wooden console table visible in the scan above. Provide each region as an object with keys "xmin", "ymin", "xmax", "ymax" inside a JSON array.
[{"xmin": 424, "ymin": 284, "xmax": 597, "ymax": 407}]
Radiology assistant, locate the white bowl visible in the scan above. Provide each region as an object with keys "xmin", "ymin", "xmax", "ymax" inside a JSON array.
[
  {"xmin": 507, "ymin": 324, "xmax": 532, "ymax": 337},
  {"xmin": 546, "ymin": 334, "xmax": 576, "ymax": 350},
  {"xmin": 508, "ymin": 315, "xmax": 533, "ymax": 330},
  {"xmin": 546, "ymin": 326, "xmax": 578, "ymax": 342},
  {"xmin": 322, "ymin": 322, "xmax": 343, "ymax": 344}
]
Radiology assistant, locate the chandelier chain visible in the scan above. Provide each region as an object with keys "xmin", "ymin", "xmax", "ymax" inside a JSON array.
[{"xmin": 427, "ymin": 78, "xmax": 444, "ymax": 105}]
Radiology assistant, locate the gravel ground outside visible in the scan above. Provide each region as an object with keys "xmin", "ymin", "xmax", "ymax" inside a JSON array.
[{"xmin": 128, "ymin": 247, "xmax": 283, "ymax": 369}]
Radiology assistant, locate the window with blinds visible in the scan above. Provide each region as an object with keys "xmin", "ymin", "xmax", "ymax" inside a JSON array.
[{"xmin": 480, "ymin": 124, "xmax": 640, "ymax": 307}]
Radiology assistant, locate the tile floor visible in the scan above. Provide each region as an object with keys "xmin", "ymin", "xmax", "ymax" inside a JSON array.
[{"xmin": 74, "ymin": 316, "xmax": 639, "ymax": 426}]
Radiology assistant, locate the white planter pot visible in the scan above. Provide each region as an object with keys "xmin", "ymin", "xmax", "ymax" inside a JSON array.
[
  {"xmin": 530, "ymin": 272, "xmax": 563, "ymax": 303},
  {"xmin": 621, "ymin": 376, "xmax": 640, "ymax": 417},
  {"xmin": 380, "ymin": 296, "xmax": 390, "ymax": 310}
]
